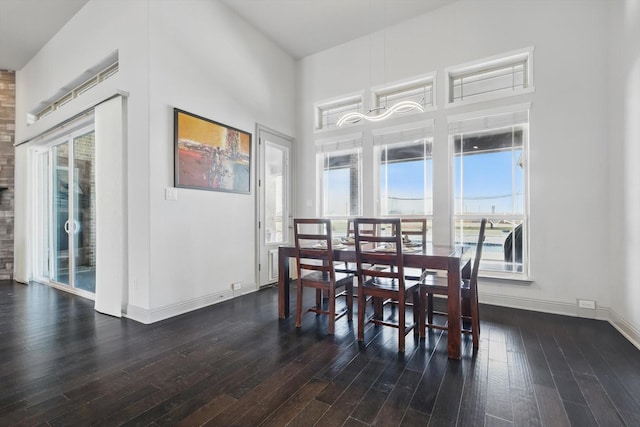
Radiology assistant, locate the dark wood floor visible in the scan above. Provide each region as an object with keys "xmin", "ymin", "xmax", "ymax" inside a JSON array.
[{"xmin": 1, "ymin": 281, "xmax": 639, "ymax": 426}]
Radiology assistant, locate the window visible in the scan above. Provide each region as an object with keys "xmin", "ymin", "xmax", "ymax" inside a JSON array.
[
  {"xmin": 315, "ymin": 96, "xmax": 363, "ymax": 130},
  {"xmin": 30, "ymin": 56, "xmax": 119, "ymax": 124},
  {"xmin": 375, "ymin": 126, "xmax": 433, "ymax": 216},
  {"xmin": 374, "ymin": 76, "xmax": 435, "ymax": 111},
  {"xmin": 312, "ymin": 48, "xmax": 534, "ymax": 279},
  {"xmin": 317, "ymin": 137, "xmax": 362, "ymax": 217},
  {"xmin": 446, "ymin": 48, "xmax": 533, "ymax": 105},
  {"xmin": 451, "ymin": 109, "xmax": 529, "ymax": 275}
]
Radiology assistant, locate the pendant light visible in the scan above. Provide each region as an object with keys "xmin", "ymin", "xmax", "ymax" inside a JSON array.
[{"xmin": 337, "ymin": 0, "xmax": 424, "ymax": 126}]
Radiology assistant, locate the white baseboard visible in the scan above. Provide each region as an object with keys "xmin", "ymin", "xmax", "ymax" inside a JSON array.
[
  {"xmin": 125, "ymin": 287, "xmax": 256, "ymax": 324},
  {"xmin": 609, "ymin": 309, "xmax": 640, "ymax": 351},
  {"xmin": 480, "ymin": 292, "xmax": 609, "ymax": 320},
  {"xmin": 481, "ymin": 292, "xmax": 640, "ymax": 350}
]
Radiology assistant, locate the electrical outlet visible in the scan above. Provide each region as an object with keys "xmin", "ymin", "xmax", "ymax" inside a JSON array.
[
  {"xmin": 578, "ymin": 299, "xmax": 596, "ymax": 309},
  {"xmin": 232, "ymin": 283, "xmax": 242, "ymax": 291}
]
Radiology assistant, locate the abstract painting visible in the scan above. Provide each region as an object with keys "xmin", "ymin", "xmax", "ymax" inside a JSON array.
[{"xmin": 174, "ymin": 108, "xmax": 252, "ymax": 194}]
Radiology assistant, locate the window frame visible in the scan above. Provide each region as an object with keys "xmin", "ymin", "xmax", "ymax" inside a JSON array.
[
  {"xmin": 314, "ymin": 94, "xmax": 364, "ymax": 132},
  {"xmin": 316, "ymin": 135, "xmax": 363, "ymax": 218},
  {"xmin": 445, "ymin": 47, "xmax": 534, "ymax": 108},
  {"xmin": 310, "ymin": 49, "xmax": 535, "ymax": 281},
  {"xmin": 449, "ymin": 106, "xmax": 530, "ymax": 279},
  {"xmin": 373, "ymin": 122, "xmax": 434, "ymax": 218},
  {"xmin": 371, "ymin": 72, "xmax": 437, "ymax": 115}
]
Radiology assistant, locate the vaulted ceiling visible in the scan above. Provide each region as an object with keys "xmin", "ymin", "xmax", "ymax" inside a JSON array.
[{"xmin": 0, "ymin": 0, "xmax": 454, "ymax": 71}]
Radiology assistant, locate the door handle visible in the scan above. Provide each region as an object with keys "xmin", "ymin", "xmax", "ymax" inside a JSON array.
[{"xmin": 64, "ymin": 220, "xmax": 70, "ymax": 234}]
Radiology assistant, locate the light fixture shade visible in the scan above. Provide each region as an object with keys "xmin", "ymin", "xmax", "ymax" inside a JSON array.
[{"xmin": 337, "ymin": 101, "xmax": 424, "ymax": 126}]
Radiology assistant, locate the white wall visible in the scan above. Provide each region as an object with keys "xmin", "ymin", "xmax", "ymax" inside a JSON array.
[
  {"xmin": 609, "ymin": 0, "xmax": 640, "ymax": 345},
  {"xmin": 15, "ymin": 0, "xmax": 296, "ymax": 322},
  {"xmin": 296, "ymin": 0, "xmax": 612, "ymax": 315},
  {"xmin": 146, "ymin": 0, "xmax": 295, "ymax": 312}
]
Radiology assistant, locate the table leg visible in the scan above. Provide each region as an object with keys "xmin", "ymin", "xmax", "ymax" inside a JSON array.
[
  {"xmin": 278, "ymin": 247, "xmax": 290, "ymax": 319},
  {"xmin": 447, "ymin": 257, "xmax": 462, "ymax": 359}
]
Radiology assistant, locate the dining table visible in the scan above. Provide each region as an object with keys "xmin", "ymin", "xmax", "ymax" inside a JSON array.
[{"xmin": 277, "ymin": 242, "xmax": 471, "ymax": 359}]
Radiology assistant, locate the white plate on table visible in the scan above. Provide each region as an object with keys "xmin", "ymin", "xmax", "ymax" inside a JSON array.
[
  {"xmin": 313, "ymin": 243, "xmax": 346, "ymax": 249},
  {"xmin": 374, "ymin": 246, "xmax": 397, "ymax": 253}
]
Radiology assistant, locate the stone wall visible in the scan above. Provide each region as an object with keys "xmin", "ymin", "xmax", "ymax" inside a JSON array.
[{"xmin": 0, "ymin": 71, "xmax": 15, "ymax": 280}]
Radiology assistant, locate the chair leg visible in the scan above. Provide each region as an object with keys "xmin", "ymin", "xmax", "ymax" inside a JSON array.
[
  {"xmin": 316, "ymin": 289, "xmax": 322, "ymax": 310},
  {"xmin": 357, "ymin": 287, "xmax": 365, "ymax": 342},
  {"xmin": 470, "ymin": 294, "xmax": 480, "ymax": 349},
  {"xmin": 475, "ymin": 296, "xmax": 481, "ymax": 336},
  {"xmin": 419, "ymin": 288, "xmax": 426, "ymax": 338},
  {"xmin": 374, "ymin": 297, "xmax": 383, "ymax": 320},
  {"xmin": 328, "ymin": 286, "xmax": 336, "ymax": 335},
  {"xmin": 346, "ymin": 282, "xmax": 354, "ymax": 321},
  {"xmin": 398, "ymin": 294, "xmax": 405, "ymax": 353},
  {"xmin": 412, "ymin": 288, "xmax": 420, "ymax": 335},
  {"xmin": 296, "ymin": 282, "xmax": 303, "ymax": 328},
  {"xmin": 427, "ymin": 293, "xmax": 434, "ymax": 325}
]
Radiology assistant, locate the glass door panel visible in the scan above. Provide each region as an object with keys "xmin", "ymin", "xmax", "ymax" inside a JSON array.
[
  {"xmin": 265, "ymin": 142, "xmax": 286, "ymax": 245},
  {"xmin": 52, "ymin": 143, "xmax": 70, "ymax": 285},
  {"xmin": 72, "ymin": 131, "xmax": 96, "ymax": 293}
]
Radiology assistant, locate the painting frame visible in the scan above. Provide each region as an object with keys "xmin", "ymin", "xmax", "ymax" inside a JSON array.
[{"xmin": 174, "ymin": 108, "xmax": 252, "ymax": 194}]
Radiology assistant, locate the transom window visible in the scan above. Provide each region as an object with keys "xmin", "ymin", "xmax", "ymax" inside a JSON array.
[
  {"xmin": 447, "ymin": 48, "xmax": 533, "ymax": 105},
  {"xmin": 316, "ymin": 97, "xmax": 363, "ymax": 131},
  {"xmin": 374, "ymin": 77, "xmax": 435, "ymax": 111}
]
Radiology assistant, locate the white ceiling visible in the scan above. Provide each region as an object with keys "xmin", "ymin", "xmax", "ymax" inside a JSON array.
[
  {"xmin": 0, "ymin": 0, "xmax": 89, "ymax": 71},
  {"xmin": 0, "ymin": 0, "xmax": 454, "ymax": 71},
  {"xmin": 221, "ymin": 0, "xmax": 455, "ymax": 59}
]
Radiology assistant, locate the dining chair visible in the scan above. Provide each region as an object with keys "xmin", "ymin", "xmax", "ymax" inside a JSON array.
[
  {"xmin": 354, "ymin": 217, "xmax": 421, "ymax": 352},
  {"xmin": 294, "ymin": 218, "xmax": 354, "ymax": 334},
  {"xmin": 400, "ymin": 218, "xmax": 428, "ymax": 281},
  {"xmin": 419, "ymin": 218, "xmax": 487, "ymax": 349}
]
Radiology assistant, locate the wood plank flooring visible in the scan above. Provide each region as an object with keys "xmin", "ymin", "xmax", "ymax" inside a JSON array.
[{"xmin": 1, "ymin": 280, "xmax": 639, "ymax": 426}]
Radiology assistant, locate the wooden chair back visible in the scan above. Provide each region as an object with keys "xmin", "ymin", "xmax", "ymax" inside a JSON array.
[
  {"xmin": 293, "ymin": 218, "xmax": 336, "ymax": 285},
  {"xmin": 470, "ymin": 218, "xmax": 487, "ymax": 290},
  {"xmin": 400, "ymin": 218, "xmax": 427, "ymax": 247},
  {"xmin": 346, "ymin": 219, "xmax": 377, "ymax": 239},
  {"xmin": 353, "ymin": 218, "xmax": 404, "ymax": 286}
]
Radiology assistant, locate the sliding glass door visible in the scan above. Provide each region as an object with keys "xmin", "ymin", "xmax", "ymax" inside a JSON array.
[{"xmin": 34, "ymin": 126, "xmax": 96, "ymax": 296}]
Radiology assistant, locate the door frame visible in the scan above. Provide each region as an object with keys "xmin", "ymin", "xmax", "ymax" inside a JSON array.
[
  {"xmin": 255, "ymin": 124, "xmax": 294, "ymax": 288},
  {"xmin": 30, "ymin": 122, "xmax": 96, "ymax": 300}
]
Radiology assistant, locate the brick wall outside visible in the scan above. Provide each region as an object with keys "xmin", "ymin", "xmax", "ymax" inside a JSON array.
[
  {"xmin": 0, "ymin": 71, "xmax": 15, "ymax": 280},
  {"xmin": 74, "ymin": 133, "xmax": 96, "ymax": 270}
]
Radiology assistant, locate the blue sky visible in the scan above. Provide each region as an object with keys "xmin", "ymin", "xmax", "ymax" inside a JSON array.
[{"xmin": 454, "ymin": 150, "xmax": 524, "ymax": 214}]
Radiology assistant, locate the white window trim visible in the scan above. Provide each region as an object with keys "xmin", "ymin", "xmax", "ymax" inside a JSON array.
[
  {"xmin": 447, "ymin": 102, "xmax": 532, "ymax": 124},
  {"xmin": 445, "ymin": 46, "xmax": 535, "ymax": 108},
  {"xmin": 449, "ymin": 105, "xmax": 531, "ymax": 280}
]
